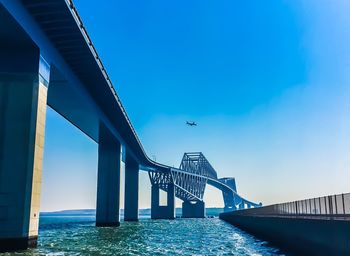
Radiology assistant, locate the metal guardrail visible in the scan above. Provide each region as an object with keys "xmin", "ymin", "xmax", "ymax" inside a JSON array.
[
  {"xmin": 65, "ymin": 0, "xmax": 146, "ymax": 159},
  {"xmin": 65, "ymin": 0, "xmax": 170, "ymax": 169},
  {"xmin": 232, "ymin": 193, "xmax": 350, "ymax": 216}
]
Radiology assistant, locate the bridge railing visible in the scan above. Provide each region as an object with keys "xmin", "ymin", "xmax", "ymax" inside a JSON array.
[{"xmin": 231, "ymin": 193, "xmax": 350, "ymax": 217}]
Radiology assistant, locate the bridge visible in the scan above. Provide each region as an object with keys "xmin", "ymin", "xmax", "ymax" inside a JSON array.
[
  {"xmin": 149, "ymin": 152, "xmax": 261, "ymax": 219},
  {"xmin": 0, "ymin": 0, "xmax": 259, "ymax": 252}
]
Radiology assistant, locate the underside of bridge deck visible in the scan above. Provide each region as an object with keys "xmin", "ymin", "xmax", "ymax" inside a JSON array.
[{"xmin": 0, "ymin": 2, "xmax": 143, "ymax": 251}]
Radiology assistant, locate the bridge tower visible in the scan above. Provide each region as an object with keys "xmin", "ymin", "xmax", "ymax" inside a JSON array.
[{"xmin": 177, "ymin": 153, "xmax": 212, "ymax": 218}]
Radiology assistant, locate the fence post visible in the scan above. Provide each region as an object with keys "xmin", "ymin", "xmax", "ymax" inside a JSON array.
[
  {"xmin": 319, "ymin": 197, "xmax": 322, "ymax": 214},
  {"xmin": 301, "ymin": 200, "xmax": 304, "ymax": 214},
  {"xmin": 305, "ymin": 200, "xmax": 308, "ymax": 214},
  {"xmin": 313, "ymin": 198, "xmax": 316, "ymax": 215},
  {"xmin": 342, "ymin": 194, "xmax": 346, "ymax": 215},
  {"xmin": 334, "ymin": 195, "xmax": 338, "ymax": 214},
  {"xmin": 288, "ymin": 203, "xmax": 291, "ymax": 214}
]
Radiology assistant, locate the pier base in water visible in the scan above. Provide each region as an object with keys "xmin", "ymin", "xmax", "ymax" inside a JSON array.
[
  {"xmin": 124, "ymin": 154, "xmax": 139, "ymax": 221},
  {"xmin": 182, "ymin": 201, "xmax": 206, "ymax": 218},
  {"xmin": 95, "ymin": 125, "xmax": 122, "ymax": 227},
  {"xmin": 0, "ymin": 236, "xmax": 38, "ymax": 252},
  {"xmin": 151, "ymin": 184, "xmax": 175, "ymax": 219}
]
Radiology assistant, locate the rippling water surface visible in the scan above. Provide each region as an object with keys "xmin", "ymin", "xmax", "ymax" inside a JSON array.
[{"xmin": 3, "ymin": 215, "xmax": 284, "ymax": 256}]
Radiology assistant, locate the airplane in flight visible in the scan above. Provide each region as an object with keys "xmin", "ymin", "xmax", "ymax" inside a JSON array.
[{"xmin": 186, "ymin": 121, "xmax": 197, "ymax": 126}]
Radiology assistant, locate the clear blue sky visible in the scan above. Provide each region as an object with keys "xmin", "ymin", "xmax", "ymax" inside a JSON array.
[{"xmin": 41, "ymin": 0, "xmax": 350, "ymax": 211}]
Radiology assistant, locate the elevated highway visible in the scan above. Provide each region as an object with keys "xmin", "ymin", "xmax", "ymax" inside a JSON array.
[{"xmin": 0, "ymin": 0, "xmax": 259, "ymax": 252}]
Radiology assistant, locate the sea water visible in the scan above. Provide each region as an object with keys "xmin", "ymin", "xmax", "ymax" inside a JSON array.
[{"xmin": 2, "ymin": 215, "xmax": 285, "ymax": 255}]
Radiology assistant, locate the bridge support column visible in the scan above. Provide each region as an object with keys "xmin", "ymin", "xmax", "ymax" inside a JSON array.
[
  {"xmin": 224, "ymin": 206, "xmax": 236, "ymax": 212},
  {"xmin": 96, "ymin": 126, "xmax": 121, "ymax": 227},
  {"xmin": 0, "ymin": 54, "xmax": 50, "ymax": 251},
  {"xmin": 182, "ymin": 201, "xmax": 206, "ymax": 218},
  {"xmin": 151, "ymin": 183, "xmax": 175, "ymax": 219},
  {"xmin": 239, "ymin": 203, "xmax": 245, "ymax": 210},
  {"xmin": 124, "ymin": 154, "xmax": 139, "ymax": 221}
]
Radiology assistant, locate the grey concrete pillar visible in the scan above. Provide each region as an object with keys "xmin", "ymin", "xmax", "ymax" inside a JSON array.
[
  {"xmin": 0, "ymin": 55, "xmax": 50, "ymax": 251},
  {"xmin": 167, "ymin": 183, "xmax": 175, "ymax": 217},
  {"xmin": 182, "ymin": 201, "xmax": 206, "ymax": 218},
  {"xmin": 151, "ymin": 184, "xmax": 160, "ymax": 216},
  {"xmin": 124, "ymin": 154, "xmax": 139, "ymax": 221},
  {"xmin": 96, "ymin": 125, "xmax": 121, "ymax": 227},
  {"xmin": 222, "ymin": 190, "xmax": 235, "ymax": 211},
  {"xmin": 151, "ymin": 183, "xmax": 175, "ymax": 219}
]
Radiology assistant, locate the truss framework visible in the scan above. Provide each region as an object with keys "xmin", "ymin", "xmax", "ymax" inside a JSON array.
[
  {"xmin": 148, "ymin": 152, "xmax": 261, "ymax": 209},
  {"xmin": 179, "ymin": 152, "xmax": 217, "ymax": 179}
]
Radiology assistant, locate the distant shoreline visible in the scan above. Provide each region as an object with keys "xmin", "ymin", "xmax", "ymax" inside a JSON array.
[{"xmin": 40, "ymin": 208, "xmax": 225, "ymax": 216}]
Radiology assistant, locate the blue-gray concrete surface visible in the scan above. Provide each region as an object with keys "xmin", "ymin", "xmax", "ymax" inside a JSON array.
[
  {"xmin": 95, "ymin": 125, "xmax": 121, "ymax": 227},
  {"xmin": 220, "ymin": 212, "xmax": 350, "ymax": 255},
  {"xmin": 124, "ymin": 154, "xmax": 139, "ymax": 221},
  {"xmin": 182, "ymin": 201, "xmax": 206, "ymax": 218}
]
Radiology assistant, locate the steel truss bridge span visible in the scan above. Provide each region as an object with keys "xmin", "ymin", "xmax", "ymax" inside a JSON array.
[{"xmin": 148, "ymin": 152, "xmax": 261, "ymax": 211}]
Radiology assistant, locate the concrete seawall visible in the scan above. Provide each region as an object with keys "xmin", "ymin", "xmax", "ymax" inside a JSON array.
[{"xmin": 220, "ymin": 212, "xmax": 350, "ymax": 255}]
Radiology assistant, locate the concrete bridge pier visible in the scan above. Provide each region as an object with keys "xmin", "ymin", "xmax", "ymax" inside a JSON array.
[
  {"xmin": 95, "ymin": 125, "xmax": 121, "ymax": 227},
  {"xmin": 124, "ymin": 154, "xmax": 139, "ymax": 221},
  {"xmin": 0, "ymin": 47, "xmax": 50, "ymax": 250},
  {"xmin": 182, "ymin": 201, "xmax": 206, "ymax": 218},
  {"xmin": 151, "ymin": 183, "xmax": 175, "ymax": 219}
]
